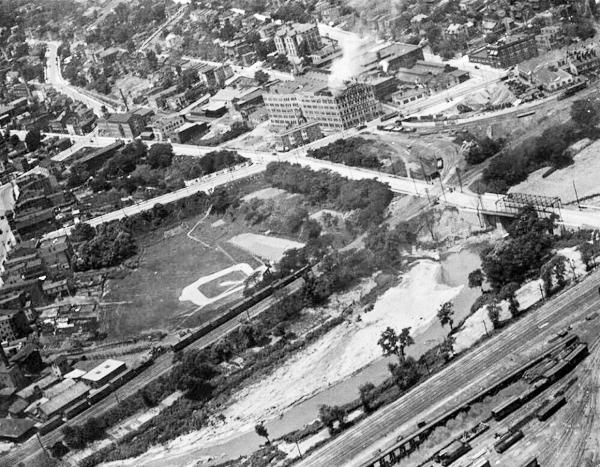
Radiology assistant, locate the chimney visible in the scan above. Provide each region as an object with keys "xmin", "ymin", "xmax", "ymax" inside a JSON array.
[{"xmin": 0, "ymin": 343, "xmax": 9, "ymax": 368}]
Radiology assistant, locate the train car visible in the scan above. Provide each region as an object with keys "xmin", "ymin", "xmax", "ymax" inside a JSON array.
[
  {"xmin": 37, "ymin": 415, "xmax": 64, "ymax": 435},
  {"xmin": 438, "ymin": 440, "xmax": 472, "ymax": 466},
  {"xmin": 171, "ymin": 265, "xmax": 310, "ymax": 352},
  {"xmin": 471, "ymin": 459, "xmax": 491, "ymax": 467},
  {"xmin": 109, "ymin": 368, "xmax": 136, "ymax": 388},
  {"xmin": 564, "ymin": 343, "xmax": 588, "ymax": 366},
  {"xmin": 63, "ymin": 400, "xmax": 90, "ymax": 420},
  {"xmin": 537, "ymin": 396, "xmax": 566, "ymax": 421},
  {"xmin": 381, "ymin": 111, "xmax": 399, "ymax": 122},
  {"xmin": 519, "ymin": 377, "xmax": 549, "ymax": 403},
  {"xmin": 519, "ymin": 457, "xmax": 539, "ymax": 467},
  {"xmin": 542, "ymin": 360, "xmax": 570, "ymax": 382},
  {"xmin": 517, "ymin": 110, "xmax": 535, "ymax": 118},
  {"xmin": 491, "ymin": 396, "xmax": 522, "ymax": 421},
  {"xmin": 494, "ymin": 429, "xmax": 524, "ymax": 453},
  {"xmin": 87, "ymin": 383, "xmax": 112, "ymax": 404}
]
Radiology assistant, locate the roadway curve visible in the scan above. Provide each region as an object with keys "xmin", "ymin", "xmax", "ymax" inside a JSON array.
[
  {"xmin": 297, "ymin": 270, "xmax": 600, "ymax": 466},
  {"xmin": 44, "ymin": 42, "xmax": 118, "ymax": 117}
]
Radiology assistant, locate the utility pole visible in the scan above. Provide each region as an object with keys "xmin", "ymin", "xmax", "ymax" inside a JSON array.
[
  {"xmin": 425, "ymin": 187, "xmax": 432, "ymax": 206},
  {"xmin": 482, "ymin": 319, "xmax": 490, "ymax": 337},
  {"xmin": 456, "ymin": 167, "xmax": 463, "ymax": 192},
  {"xmin": 295, "ymin": 440, "xmax": 303, "ymax": 459},
  {"xmin": 573, "ymin": 180, "xmax": 581, "ymax": 210},
  {"xmin": 438, "ymin": 176, "xmax": 447, "ymax": 203}
]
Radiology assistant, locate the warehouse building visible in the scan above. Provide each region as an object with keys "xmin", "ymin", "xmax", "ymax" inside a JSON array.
[{"xmin": 81, "ymin": 359, "xmax": 126, "ymax": 389}]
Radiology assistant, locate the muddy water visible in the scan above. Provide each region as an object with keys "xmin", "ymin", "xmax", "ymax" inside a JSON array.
[{"xmin": 156, "ymin": 248, "xmax": 483, "ymax": 465}]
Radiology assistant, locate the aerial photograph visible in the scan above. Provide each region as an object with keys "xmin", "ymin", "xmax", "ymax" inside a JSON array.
[{"xmin": 0, "ymin": 0, "xmax": 599, "ymax": 466}]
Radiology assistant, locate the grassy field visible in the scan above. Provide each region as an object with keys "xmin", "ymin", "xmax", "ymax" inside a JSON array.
[{"xmin": 103, "ymin": 212, "xmax": 263, "ymax": 338}]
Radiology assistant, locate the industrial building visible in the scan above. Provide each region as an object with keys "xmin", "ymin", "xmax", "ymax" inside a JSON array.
[
  {"xmin": 469, "ymin": 34, "xmax": 538, "ymax": 68},
  {"xmin": 81, "ymin": 359, "xmax": 126, "ymax": 388},
  {"xmin": 264, "ymin": 72, "xmax": 380, "ymax": 131}
]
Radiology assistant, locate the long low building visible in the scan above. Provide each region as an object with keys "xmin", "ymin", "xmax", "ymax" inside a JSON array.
[{"xmin": 81, "ymin": 359, "xmax": 126, "ymax": 388}]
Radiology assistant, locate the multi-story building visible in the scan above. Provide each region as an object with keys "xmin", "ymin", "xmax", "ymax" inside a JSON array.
[
  {"xmin": 264, "ymin": 73, "xmax": 380, "ymax": 131},
  {"xmin": 195, "ymin": 63, "xmax": 234, "ymax": 88},
  {"xmin": 150, "ymin": 113, "xmax": 187, "ymax": 141},
  {"xmin": 469, "ymin": 34, "xmax": 538, "ymax": 68},
  {"xmin": 97, "ymin": 112, "xmax": 146, "ymax": 139},
  {"xmin": 535, "ymin": 25, "xmax": 563, "ymax": 51},
  {"xmin": 274, "ymin": 22, "xmax": 322, "ymax": 59}
]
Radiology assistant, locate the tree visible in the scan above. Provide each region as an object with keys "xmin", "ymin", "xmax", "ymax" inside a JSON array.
[
  {"xmin": 440, "ymin": 335, "xmax": 456, "ymax": 361},
  {"xmin": 378, "ymin": 326, "xmax": 400, "ymax": 360},
  {"xmin": 487, "ymin": 302, "xmax": 501, "ymax": 329},
  {"xmin": 255, "ymin": 422, "xmax": 270, "ymax": 444},
  {"xmin": 468, "ymin": 269, "xmax": 485, "ymax": 291},
  {"xmin": 25, "ymin": 128, "xmax": 41, "ymax": 152},
  {"xmin": 319, "ymin": 404, "xmax": 347, "ymax": 434},
  {"xmin": 359, "ymin": 382, "xmax": 377, "ymax": 413},
  {"xmin": 254, "ymin": 69, "xmax": 269, "ymax": 85},
  {"xmin": 398, "ymin": 327, "xmax": 414, "ymax": 359},
  {"xmin": 571, "ymin": 98, "xmax": 600, "ymax": 128},
  {"xmin": 62, "ymin": 425, "xmax": 84, "ymax": 449},
  {"xmin": 388, "ymin": 357, "xmax": 420, "ymax": 391},
  {"xmin": 147, "ymin": 143, "xmax": 174, "ymax": 168},
  {"xmin": 70, "ymin": 223, "xmax": 95, "ymax": 243},
  {"xmin": 437, "ymin": 301, "xmax": 455, "ymax": 330}
]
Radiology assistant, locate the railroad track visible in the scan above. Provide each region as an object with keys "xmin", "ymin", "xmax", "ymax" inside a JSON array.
[{"xmin": 298, "ymin": 269, "xmax": 600, "ymax": 466}]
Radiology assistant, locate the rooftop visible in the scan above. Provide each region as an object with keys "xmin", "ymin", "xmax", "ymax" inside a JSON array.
[
  {"xmin": 82, "ymin": 359, "xmax": 125, "ymax": 382},
  {"xmin": 38, "ymin": 381, "xmax": 89, "ymax": 417},
  {"xmin": 0, "ymin": 418, "xmax": 35, "ymax": 440}
]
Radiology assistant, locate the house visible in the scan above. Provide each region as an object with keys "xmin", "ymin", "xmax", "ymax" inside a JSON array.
[
  {"xmin": 567, "ymin": 48, "xmax": 600, "ymax": 76},
  {"xmin": 535, "ymin": 25, "xmax": 563, "ymax": 51},
  {"xmin": 50, "ymin": 355, "xmax": 71, "ymax": 378},
  {"xmin": 9, "ymin": 344, "xmax": 43, "ymax": 374},
  {"xmin": 37, "ymin": 235, "xmax": 73, "ymax": 279},
  {"xmin": 445, "ymin": 23, "xmax": 469, "ymax": 41}
]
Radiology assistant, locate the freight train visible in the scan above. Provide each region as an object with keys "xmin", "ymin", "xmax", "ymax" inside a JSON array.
[{"xmin": 171, "ymin": 264, "xmax": 311, "ymax": 352}]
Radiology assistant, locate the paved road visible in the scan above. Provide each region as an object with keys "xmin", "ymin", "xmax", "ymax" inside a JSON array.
[
  {"xmin": 3, "ymin": 276, "xmax": 306, "ymax": 467},
  {"xmin": 45, "ymin": 42, "xmax": 118, "ymax": 117},
  {"xmin": 138, "ymin": 6, "xmax": 187, "ymax": 53},
  {"xmin": 297, "ymin": 269, "xmax": 600, "ymax": 467},
  {"xmin": 42, "ymin": 162, "xmax": 266, "ymax": 239}
]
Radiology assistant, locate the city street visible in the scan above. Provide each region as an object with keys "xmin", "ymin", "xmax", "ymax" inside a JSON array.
[{"xmin": 44, "ymin": 42, "xmax": 118, "ymax": 117}]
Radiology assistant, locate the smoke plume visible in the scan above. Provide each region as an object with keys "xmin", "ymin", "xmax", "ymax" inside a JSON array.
[{"xmin": 328, "ymin": 34, "xmax": 366, "ymax": 95}]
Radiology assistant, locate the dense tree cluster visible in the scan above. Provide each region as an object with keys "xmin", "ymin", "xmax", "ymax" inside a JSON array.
[
  {"xmin": 306, "ymin": 138, "xmax": 383, "ymax": 169},
  {"xmin": 63, "ymin": 417, "xmax": 105, "ymax": 449},
  {"xmin": 265, "ymin": 162, "xmax": 393, "ymax": 230},
  {"xmin": 84, "ymin": 2, "xmax": 166, "ymax": 47},
  {"xmin": 480, "ymin": 206, "xmax": 557, "ymax": 291},
  {"xmin": 481, "ymin": 122, "xmax": 586, "ymax": 193},
  {"xmin": 74, "ymin": 224, "xmax": 138, "ymax": 271}
]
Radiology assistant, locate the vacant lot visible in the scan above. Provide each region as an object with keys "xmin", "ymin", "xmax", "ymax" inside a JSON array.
[{"xmin": 103, "ymin": 214, "xmax": 262, "ymax": 338}]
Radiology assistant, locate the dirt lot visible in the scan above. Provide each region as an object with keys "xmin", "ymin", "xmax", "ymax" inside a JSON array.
[
  {"xmin": 103, "ymin": 213, "xmax": 262, "ymax": 338},
  {"xmin": 359, "ymin": 131, "xmax": 462, "ymax": 180}
]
